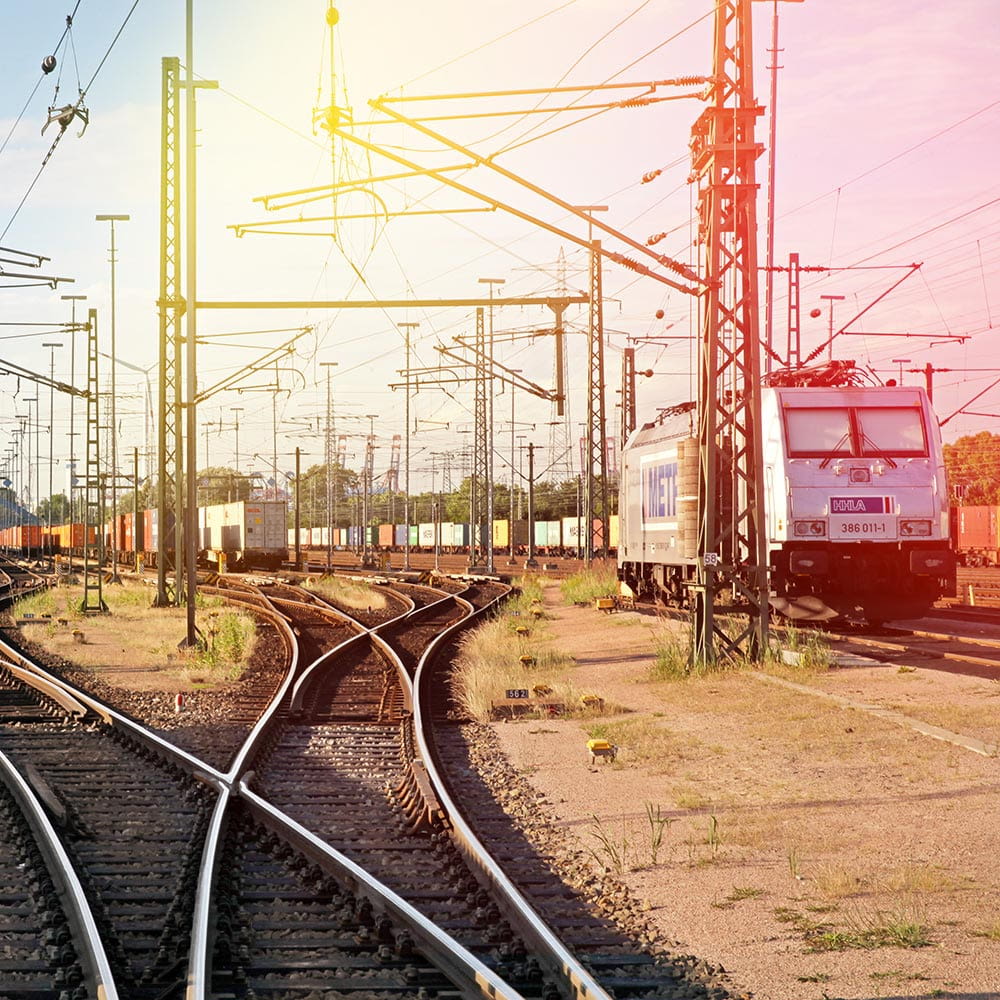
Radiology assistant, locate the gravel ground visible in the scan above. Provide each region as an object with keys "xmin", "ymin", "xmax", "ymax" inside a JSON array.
[
  {"xmin": 1, "ymin": 609, "xmax": 289, "ymax": 761},
  {"xmin": 6, "ymin": 585, "xmax": 999, "ymax": 1000},
  {"xmin": 489, "ymin": 585, "xmax": 1000, "ymax": 1000}
]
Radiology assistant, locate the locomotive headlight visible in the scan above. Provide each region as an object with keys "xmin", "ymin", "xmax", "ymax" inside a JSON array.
[
  {"xmin": 900, "ymin": 519, "xmax": 932, "ymax": 536},
  {"xmin": 793, "ymin": 520, "xmax": 826, "ymax": 537}
]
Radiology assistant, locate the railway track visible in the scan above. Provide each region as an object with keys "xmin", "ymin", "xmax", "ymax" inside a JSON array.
[
  {"xmin": 1, "ymin": 572, "xmax": 739, "ymax": 1000},
  {"xmin": 822, "ymin": 619, "xmax": 1000, "ymax": 681}
]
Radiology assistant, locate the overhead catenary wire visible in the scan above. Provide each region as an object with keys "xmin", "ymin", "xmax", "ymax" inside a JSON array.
[
  {"xmin": 0, "ymin": 0, "xmax": 142, "ymax": 243},
  {"xmin": 0, "ymin": 1, "xmax": 84, "ymax": 158}
]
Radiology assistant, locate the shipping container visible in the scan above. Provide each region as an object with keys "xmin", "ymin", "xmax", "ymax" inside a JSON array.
[
  {"xmin": 546, "ymin": 520, "xmax": 562, "ymax": 548},
  {"xmin": 492, "ymin": 519, "xmax": 509, "ymax": 548},
  {"xmin": 511, "ymin": 519, "xmax": 529, "ymax": 548},
  {"xmin": 562, "ymin": 516, "xmax": 584, "ymax": 550},
  {"xmin": 955, "ymin": 505, "xmax": 1000, "ymax": 565},
  {"xmin": 533, "ymin": 520, "xmax": 550, "ymax": 549},
  {"xmin": 146, "ymin": 509, "xmax": 175, "ymax": 553},
  {"xmin": 123, "ymin": 512, "xmax": 138, "ymax": 553},
  {"xmin": 203, "ymin": 500, "xmax": 288, "ymax": 568},
  {"xmin": 591, "ymin": 517, "xmax": 615, "ymax": 553},
  {"xmin": 408, "ymin": 525, "xmax": 418, "ymax": 547},
  {"xmin": 19, "ymin": 524, "xmax": 43, "ymax": 549},
  {"xmin": 418, "ymin": 522, "xmax": 435, "ymax": 547}
]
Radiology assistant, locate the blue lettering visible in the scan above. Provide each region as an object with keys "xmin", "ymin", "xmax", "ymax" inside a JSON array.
[{"xmin": 643, "ymin": 462, "xmax": 677, "ymax": 518}]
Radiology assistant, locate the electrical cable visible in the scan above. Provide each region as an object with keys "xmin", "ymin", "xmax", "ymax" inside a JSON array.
[
  {"xmin": 495, "ymin": 6, "xmax": 713, "ymax": 156},
  {"xmin": 0, "ymin": 1, "xmax": 84, "ymax": 158},
  {"xmin": 389, "ymin": 0, "xmax": 579, "ymax": 92},
  {"xmin": 0, "ymin": 0, "xmax": 141, "ymax": 243},
  {"xmin": 780, "ymin": 99, "xmax": 1000, "ymax": 223}
]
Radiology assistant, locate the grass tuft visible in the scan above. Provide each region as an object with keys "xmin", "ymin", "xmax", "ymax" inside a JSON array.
[
  {"xmin": 451, "ymin": 616, "xmax": 582, "ymax": 721},
  {"xmin": 559, "ymin": 566, "xmax": 619, "ymax": 606},
  {"xmin": 770, "ymin": 625, "xmax": 833, "ymax": 672},
  {"xmin": 193, "ymin": 608, "xmax": 257, "ymax": 678},
  {"xmin": 806, "ymin": 905, "xmax": 932, "ymax": 952}
]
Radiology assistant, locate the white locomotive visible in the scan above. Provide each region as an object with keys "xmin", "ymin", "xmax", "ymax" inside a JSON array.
[{"xmin": 618, "ymin": 365, "xmax": 956, "ymax": 623}]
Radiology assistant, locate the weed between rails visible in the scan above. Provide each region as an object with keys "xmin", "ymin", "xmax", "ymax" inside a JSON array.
[{"xmin": 303, "ymin": 574, "xmax": 387, "ymax": 610}]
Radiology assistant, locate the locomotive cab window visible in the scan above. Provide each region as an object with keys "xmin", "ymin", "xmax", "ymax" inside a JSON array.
[
  {"xmin": 783, "ymin": 405, "xmax": 927, "ymax": 458},
  {"xmin": 784, "ymin": 407, "xmax": 853, "ymax": 457},
  {"xmin": 856, "ymin": 407, "xmax": 927, "ymax": 457}
]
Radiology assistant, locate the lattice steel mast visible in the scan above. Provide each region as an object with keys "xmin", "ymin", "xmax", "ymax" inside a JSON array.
[
  {"xmin": 470, "ymin": 307, "xmax": 488, "ymax": 568},
  {"xmin": 156, "ymin": 55, "xmax": 183, "ymax": 608},
  {"xmin": 690, "ymin": 0, "xmax": 769, "ymax": 662},
  {"xmin": 584, "ymin": 240, "xmax": 609, "ymax": 562},
  {"xmin": 81, "ymin": 308, "xmax": 107, "ymax": 613}
]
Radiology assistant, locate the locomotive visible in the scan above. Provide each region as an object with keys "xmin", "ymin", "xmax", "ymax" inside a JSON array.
[{"xmin": 618, "ymin": 364, "xmax": 956, "ymax": 623}]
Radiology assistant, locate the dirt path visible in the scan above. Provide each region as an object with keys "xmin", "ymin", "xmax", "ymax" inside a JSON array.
[{"xmin": 492, "ymin": 584, "xmax": 1000, "ymax": 1000}]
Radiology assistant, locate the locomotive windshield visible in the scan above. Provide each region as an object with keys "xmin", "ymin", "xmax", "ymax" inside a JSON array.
[
  {"xmin": 784, "ymin": 407, "xmax": 852, "ymax": 456},
  {"xmin": 784, "ymin": 405, "xmax": 927, "ymax": 458},
  {"xmin": 855, "ymin": 407, "xmax": 927, "ymax": 456}
]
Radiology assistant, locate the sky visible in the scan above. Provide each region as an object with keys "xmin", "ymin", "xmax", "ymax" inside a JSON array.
[{"xmin": 1, "ymin": 0, "xmax": 998, "ymax": 502}]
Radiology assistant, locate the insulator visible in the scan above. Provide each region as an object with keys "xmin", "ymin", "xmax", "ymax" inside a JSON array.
[
  {"xmin": 612, "ymin": 254, "xmax": 644, "ymax": 274},
  {"xmin": 670, "ymin": 75, "xmax": 708, "ymax": 86},
  {"xmin": 641, "ymin": 168, "xmax": 662, "ymax": 184},
  {"xmin": 646, "ymin": 232, "xmax": 667, "ymax": 246},
  {"xmin": 656, "ymin": 254, "xmax": 695, "ymax": 278},
  {"xmin": 42, "ymin": 54, "xmax": 57, "ymax": 74},
  {"xmin": 617, "ymin": 96, "xmax": 652, "ymax": 108}
]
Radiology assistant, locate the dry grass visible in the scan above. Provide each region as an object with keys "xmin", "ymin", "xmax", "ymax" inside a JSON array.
[
  {"xmin": 887, "ymin": 698, "xmax": 1000, "ymax": 747},
  {"xmin": 13, "ymin": 580, "xmax": 256, "ymax": 689},
  {"xmin": 585, "ymin": 716, "xmax": 695, "ymax": 770},
  {"xmin": 453, "ymin": 615, "xmax": 596, "ymax": 721},
  {"xmin": 302, "ymin": 574, "xmax": 388, "ymax": 610},
  {"xmin": 559, "ymin": 566, "xmax": 619, "ymax": 606},
  {"xmin": 491, "ymin": 588, "xmax": 1000, "ymax": 994}
]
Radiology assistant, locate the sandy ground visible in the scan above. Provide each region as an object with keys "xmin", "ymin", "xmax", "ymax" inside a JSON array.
[
  {"xmin": 493, "ymin": 586, "xmax": 1000, "ymax": 1000},
  {"xmin": 13, "ymin": 577, "xmax": 1000, "ymax": 999}
]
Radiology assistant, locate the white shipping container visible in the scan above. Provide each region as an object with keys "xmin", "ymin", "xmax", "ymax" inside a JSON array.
[
  {"xmin": 205, "ymin": 501, "xmax": 287, "ymax": 555},
  {"xmin": 561, "ymin": 516, "xmax": 584, "ymax": 547},
  {"xmin": 418, "ymin": 522, "xmax": 435, "ymax": 546}
]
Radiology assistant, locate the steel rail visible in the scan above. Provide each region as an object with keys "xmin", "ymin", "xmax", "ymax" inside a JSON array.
[
  {"xmin": 1, "ymin": 658, "xmax": 90, "ymax": 719},
  {"xmin": 0, "ymin": 635, "xmax": 227, "ymax": 783},
  {"xmin": 412, "ymin": 587, "xmax": 616, "ymax": 1000},
  {"xmin": 276, "ymin": 589, "xmax": 421, "ymax": 716},
  {"xmin": 186, "ymin": 584, "xmax": 299, "ymax": 1000},
  {"xmin": 238, "ymin": 779, "xmax": 529, "ymax": 1000},
  {"xmin": 0, "ymin": 747, "xmax": 119, "ymax": 1000},
  {"xmin": 188, "ymin": 578, "xmax": 525, "ymax": 999}
]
